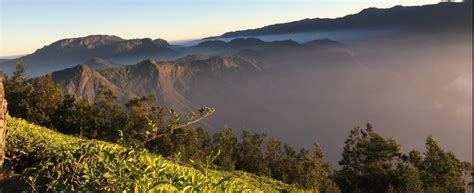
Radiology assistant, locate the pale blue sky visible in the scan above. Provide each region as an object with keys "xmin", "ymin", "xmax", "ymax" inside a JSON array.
[{"xmin": 0, "ymin": 0, "xmax": 439, "ymax": 57}]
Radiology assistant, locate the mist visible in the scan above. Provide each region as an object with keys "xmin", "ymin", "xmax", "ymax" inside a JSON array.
[
  {"xmin": 183, "ymin": 32, "xmax": 472, "ymax": 164},
  {"xmin": 5, "ymin": 30, "xmax": 471, "ymax": 166},
  {"xmin": 175, "ymin": 29, "xmax": 400, "ymax": 47}
]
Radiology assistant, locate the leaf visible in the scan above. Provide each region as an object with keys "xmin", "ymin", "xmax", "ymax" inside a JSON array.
[
  {"xmin": 214, "ymin": 175, "xmax": 234, "ymax": 188},
  {"xmin": 182, "ymin": 185, "xmax": 193, "ymax": 192},
  {"xmin": 102, "ymin": 172, "xmax": 113, "ymax": 179},
  {"xmin": 190, "ymin": 160, "xmax": 206, "ymax": 175},
  {"xmin": 208, "ymin": 149, "xmax": 221, "ymax": 164}
]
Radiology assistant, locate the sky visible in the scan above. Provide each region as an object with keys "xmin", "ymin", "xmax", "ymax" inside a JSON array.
[{"xmin": 0, "ymin": 0, "xmax": 440, "ymax": 57}]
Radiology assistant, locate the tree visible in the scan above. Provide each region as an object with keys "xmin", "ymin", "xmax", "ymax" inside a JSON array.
[
  {"xmin": 395, "ymin": 161, "xmax": 423, "ymax": 193},
  {"xmin": 335, "ymin": 123, "xmax": 402, "ymax": 193},
  {"xmin": 407, "ymin": 150, "xmax": 423, "ymax": 169},
  {"xmin": 167, "ymin": 126, "xmax": 201, "ymax": 160},
  {"xmin": 4, "ymin": 62, "xmax": 63, "ymax": 127},
  {"xmin": 124, "ymin": 95, "xmax": 163, "ymax": 146},
  {"xmin": 265, "ymin": 137, "xmax": 284, "ymax": 180},
  {"xmin": 296, "ymin": 143, "xmax": 332, "ymax": 189},
  {"xmin": 52, "ymin": 95, "xmax": 96, "ymax": 136},
  {"xmin": 280, "ymin": 144, "xmax": 301, "ymax": 184},
  {"xmin": 235, "ymin": 129, "xmax": 269, "ymax": 176},
  {"xmin": 27, "ymin": 75, "xmax": 63, "ymax": 127},
  {"xmin": 4, "ymin": 61, "xmax": 34, "ymax": 120},
  {"xmin": 312, "ymin": 143, "xmax": 333, "ymax": 189},
  {"xmin": 195, "ymin": 127, "xmax": 212, "ymax": 159},
  {"xmin": 421, "ymin": 136, "xmax": 465, "ymax": 192},
  {"xmin": 212, "ymin": 127, "xmax": 238, "ymax": 170},
  {"xmin": 90, "ymin": 86, "xmax": 127, "ymax": 141},
  {"xmin": 461, "ymin": 161, "xmax": 473, "ymax": 188}
]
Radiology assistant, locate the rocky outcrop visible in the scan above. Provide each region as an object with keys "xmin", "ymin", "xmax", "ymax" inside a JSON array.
[
  {"xmin": 48, "ymin": 55, "xmax": 266, "ymax": 112},
  {"xmin": 0, "ymin": 79, "xmax": 8, "ymax": 169}
]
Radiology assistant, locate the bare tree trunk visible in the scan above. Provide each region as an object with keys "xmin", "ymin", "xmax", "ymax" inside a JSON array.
[{"xmin": 0, "ymin": 79, "xmax": 8, "ymax": 169}]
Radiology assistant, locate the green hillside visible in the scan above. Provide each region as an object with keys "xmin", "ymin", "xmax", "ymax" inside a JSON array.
[{"xmin": 3, "ymin": 117, "xmax": 302, "ymax": 192}]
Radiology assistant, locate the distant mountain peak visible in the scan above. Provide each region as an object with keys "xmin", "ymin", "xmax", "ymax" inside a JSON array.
[
  {"xmin": 228, "ymin": 38, "xmax": 266, "ymax": 45},
  {"xmin": 137, "ymin": 58, "xmax": 159, "ymax": 65},
  {"xmin": 305, "ymin": 38, "xmax": 341, "ymax": 47},
  {"xmin": 49, "ymin": 35, "xmax": 125, "ymax": 49},
  {"xmin": 196, "ymin": 40, "xmax": 227, "ymax": 47},
  {"xmin": 85, "ymin": 57, "xmax": 109, "ymax": 63},
  {"xmin": 51, "ymin": 64, "xmax": 125, "ymax": 103},
  {"xmin": 63, "ymin": 64, "xmax": 92, "ymax": 72},
  {"xmin": 153, "ymin": 38, "xmax": 170, "ymax": 47},
  {"xmin": 131, "ymin": 59, "xmax": 167, "ymax": 72},
  {"xmin": 82, "ymin": 57, "xmax": 118, "ymax": 70}
]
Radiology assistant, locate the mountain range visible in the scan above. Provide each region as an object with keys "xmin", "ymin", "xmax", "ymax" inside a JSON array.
[
  {"xmin": 1, "ymin": 1, "xmax": 471, "ymax": 78},
  {"xmin": 0, "ymin": 35, "xmax": 339, "ymax": 77},
  {"xmin": 207, "ymin": 1, "xmax": 472, "ymax": 39},
  {"xmin": 48, "ymin": 39, "xmax": 348, "ymax": 112}
]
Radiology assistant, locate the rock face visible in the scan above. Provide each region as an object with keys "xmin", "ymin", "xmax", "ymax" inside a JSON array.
[
  {"xmin": 99, "ymin": 59, "xmax": 196, "ymax": 112},
  {"xmin": 49, "ymin": 55, "xmax": 266, "ymax": 112},
  {"xmin": 51, "ymin": 65, "xmax": 130, "ymax": 103},
  {"xmin": 0, "ymin": 79, "xmax": 8, "ymax": 169}
]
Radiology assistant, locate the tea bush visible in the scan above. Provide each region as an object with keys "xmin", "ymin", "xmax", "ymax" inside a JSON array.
[{"xmin": 4, "ymin": 117, "xmax": 301, "ymax": 192}]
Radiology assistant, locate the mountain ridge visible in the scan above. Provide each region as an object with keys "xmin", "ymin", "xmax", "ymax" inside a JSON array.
[
  {"xmin": 0, "ymin": 35, "xmax": 178, "ymax": 77},
  {"xmin": 205, "ymin": 2, "xmax": 472, "ymax": 39},
  {"xmin": 0, "ymin": 37, "xmax": 342, "ymax": 77},
  {"xmin": 48, "ymin": 54, "xmax": 269, "ymax": 113}
]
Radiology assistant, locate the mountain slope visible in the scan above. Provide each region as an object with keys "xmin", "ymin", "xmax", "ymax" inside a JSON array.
[
  {"xmin": 209, "ymin": 2, "xmax": 472, "ymax": 39},
  {"xmin": 99, "ymin": 59, "xmax": 197, "ymax": 112},
  {"xmin": 49, "ymin": 55, "xmax": 267, "ymax": 112},
  {"xmin": 3, "ymin": 117, "xmax": 299, "ymax": 191},
  {"xmin": 82, "ymin": 57, "xmax": 120, "ymax": 70},
  {"xmin": 51, "ymin": 64, "xmax": 135, "ymax": 103}
]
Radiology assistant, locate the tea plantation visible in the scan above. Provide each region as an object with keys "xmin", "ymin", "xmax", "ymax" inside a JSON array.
[{"xmin": 3, "ymin": 117, "xmax": 303, "ymax": 192}]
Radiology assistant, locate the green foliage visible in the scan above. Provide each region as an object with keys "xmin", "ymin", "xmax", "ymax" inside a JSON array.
[
  {"xmin": 27, "ymin": 75, "xmax": 64, "ymax": 127},
  {"xmin": 52, "ymin": 95, "xmax": 95, "ymax": 135},
  {"xmin": 395, "ymin": 164, "xmax": 423, "ymax": 193},
  {"xmin": 4, "ymin": 62, "xmax": 63, "ymax": 127},
  {"xmin": 407, "ymin": 150, "xmax": 423, "ymax": 168},
  {"xmin": 335, "ymin": 124, "xmax": 468, "ymax": 193},
  {"xmin": 4, "ymin": 61, "xmax": 34, "ymax": 121},
  {"xmin": 420, "ymin": 136, "xmax": 465, "ymax": 192},
  {"xmin": 89, "ymin": 86, "xmax": 127, "ymax": 141},
  {"xmin": 235, "ymin": 129, "xmax": 269, "ymax": 176},
  {"xmin": 4, "ymin": 117, "xmax": 300, "ymax": 192},
  {"xmin": 212, "ymin": 127, "xmax": 238, "ymax": 170},
  {"xmin": 336, "ymin": 124, "xmax": 402, "ymax": 193}
]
